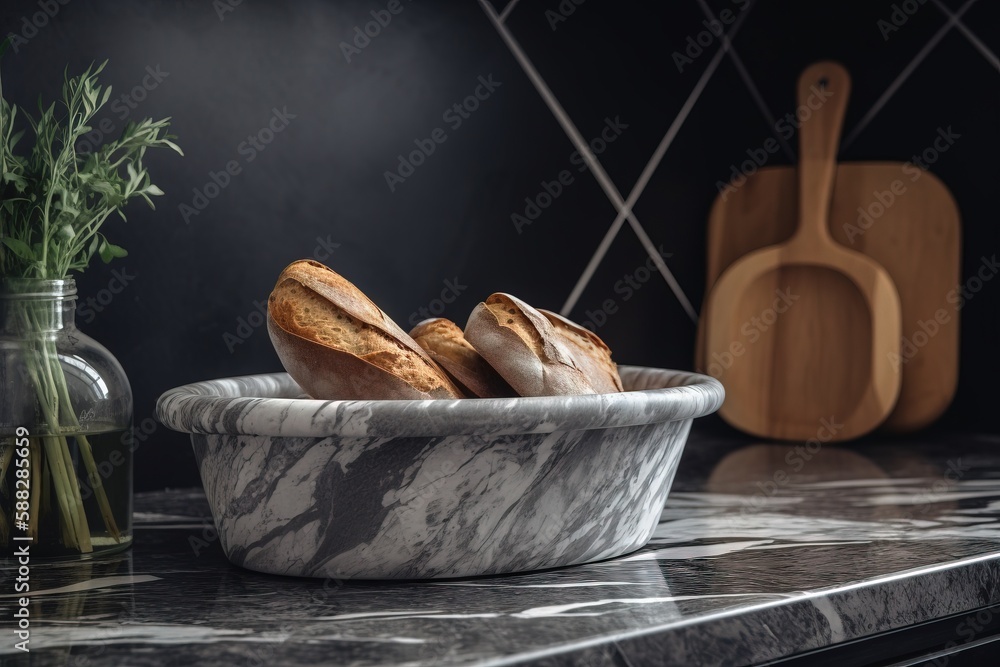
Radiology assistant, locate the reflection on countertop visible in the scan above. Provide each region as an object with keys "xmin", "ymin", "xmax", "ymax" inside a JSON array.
[{"xmin": 3, "ymin": 432, "xmax": 1000, "ymax": 666}]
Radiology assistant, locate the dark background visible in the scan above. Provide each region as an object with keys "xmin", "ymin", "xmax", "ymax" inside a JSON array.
[{"xmin": 1, "ymin": 0, "xmax": 997, "ymax": 491}]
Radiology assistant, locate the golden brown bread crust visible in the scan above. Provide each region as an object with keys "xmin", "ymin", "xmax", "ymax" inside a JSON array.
[
  {"xmin": 267, "ymin": 260, "xmax": 463, "ymax": 400},
  {"xmin": 538, "ymin": 309, "xmax": 623, "ymax": 393},
  {"xmin": 464, "ymin": 293, "xmax": 623, "ymax": 396},
  {"xmin": 410, "ymin": 318, "xmax": 516, "ymax": 398}
]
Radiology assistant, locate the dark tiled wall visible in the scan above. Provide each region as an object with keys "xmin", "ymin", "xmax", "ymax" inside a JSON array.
[{"xmin": 1, "ymin": 0, "xmax": 996, "ymax": 489}]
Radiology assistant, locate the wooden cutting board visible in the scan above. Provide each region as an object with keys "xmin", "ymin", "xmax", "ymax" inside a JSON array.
[
  {"xmin": 697, "ymin": 163, "xmax": 961, "ymax": 432},
  {"xmin": 703, "ymin": 61, "xmax": 903, "ymax": 442}
]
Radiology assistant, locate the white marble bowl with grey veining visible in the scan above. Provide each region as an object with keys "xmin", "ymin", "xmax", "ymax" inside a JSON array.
[{"xmin": 156, "ymin": 366, "xmax": 723, "ymax": 580}]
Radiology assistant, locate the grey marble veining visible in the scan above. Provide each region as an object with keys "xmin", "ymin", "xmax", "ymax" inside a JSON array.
[
  {"xmin": 3, "ymin": 433, "xmax": 1000, "ymax": 667},
  {"xmin": 156, "ymin": 367, "xmax": 723, "ymax": 579}
]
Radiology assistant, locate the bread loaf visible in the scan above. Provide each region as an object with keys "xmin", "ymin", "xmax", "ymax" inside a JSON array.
[
  {"xmin": 267, "ymin": 260, "xmax": 463, "ymax": 400},
  {"xmin": 410, "ymin": 318, "xmax": 516, "ymax": 398},
  {"xmin": 464, "ymin": 293, "xmax": 623, "ymax": 396},
  {"xmin": 538, "ymin": 309, "xmax": 623, "ymax": 393}
]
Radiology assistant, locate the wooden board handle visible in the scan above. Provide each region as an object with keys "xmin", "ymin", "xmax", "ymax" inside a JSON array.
[{"xmin": 793, "ymin": 61, "xmax": 851, "ymax": 248}]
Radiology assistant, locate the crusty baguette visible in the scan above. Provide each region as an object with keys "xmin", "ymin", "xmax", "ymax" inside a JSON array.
[
  {"xmin": 464, "ymin": 293, "xmax": 623, "ymax": 396},
  {"xmin": 410, "ymin": 318, "xmax": 516, "ymax": 398},
  {"xmin": 267, "ymin": 260, "xmax": 463, "ymax": 400},
  {"xmin": 538, "ymin": 309, "xmax": 623, "ymax": 393}
]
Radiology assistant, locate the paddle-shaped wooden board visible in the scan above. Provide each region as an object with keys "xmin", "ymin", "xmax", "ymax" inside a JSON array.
[
  {"xmin": 697, "ymin": 162, "xmax": 961, "ymax": 432},
  {"xmin": 702, "ymin": 62, "xmax": 904, "ymax": 441}
]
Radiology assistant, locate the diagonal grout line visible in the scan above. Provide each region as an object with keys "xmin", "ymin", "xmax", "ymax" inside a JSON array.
[
  {"xmin": 841, "ymin": 0, "xmax": 978, "ymax": 152},
  {"xmin": 930, "ymin": 0, "xmax": 1000, "ymax": 71},
  {"xmin": 498, "ymin": 0, "xmax": 521, "ymax": 24},
  {"xmin": 559, "ymin": 47, "xmax": 727, "ymax": 319},
  {"xmin": 559, "ymin": 0, "xmax": 756, "ymax": 318},
  {"xmin": 950, "ymin": 22, "xmax": 1000, "ymax": 71},
  {"xmin": 695, "ymin": 0, "xmax": 794, "ymax": 162},
  {"xmin": 477, "ymin": 0, "xmax": 699, "ymax": 322}
]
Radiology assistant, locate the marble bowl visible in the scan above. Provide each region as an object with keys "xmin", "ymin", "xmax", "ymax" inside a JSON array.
[{"xmin": 156, "ymin": 366, "xmax": 723, "ymax": 580}]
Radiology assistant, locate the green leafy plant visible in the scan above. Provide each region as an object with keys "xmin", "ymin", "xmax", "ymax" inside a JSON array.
[
  {"xmin": 0, "ymin": 40, "xmax": 181, "ymax": 552},
  {"xmin": 0, "ymin": 47, "xmax": 181, "ymax": 278}
]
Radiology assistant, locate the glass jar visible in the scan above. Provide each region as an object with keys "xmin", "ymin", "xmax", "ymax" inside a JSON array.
[{"xmin": 1, "ymin": 278, "xmax": 133, "ymax": 558}]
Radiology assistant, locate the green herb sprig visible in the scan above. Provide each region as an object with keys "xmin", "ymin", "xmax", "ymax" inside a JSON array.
[
  {"xmin": 0, "ymin": 43, "xmax": 182, "ymax": 555},
  {"xmin": 0, "ymin": 41, "xmax": 182, "ymax": 279}
]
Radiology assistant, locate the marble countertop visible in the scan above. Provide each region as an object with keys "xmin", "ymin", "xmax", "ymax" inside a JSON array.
[{"xmin": 3, "ymin": 431, "xmax": 1000, "ymax": 666}]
